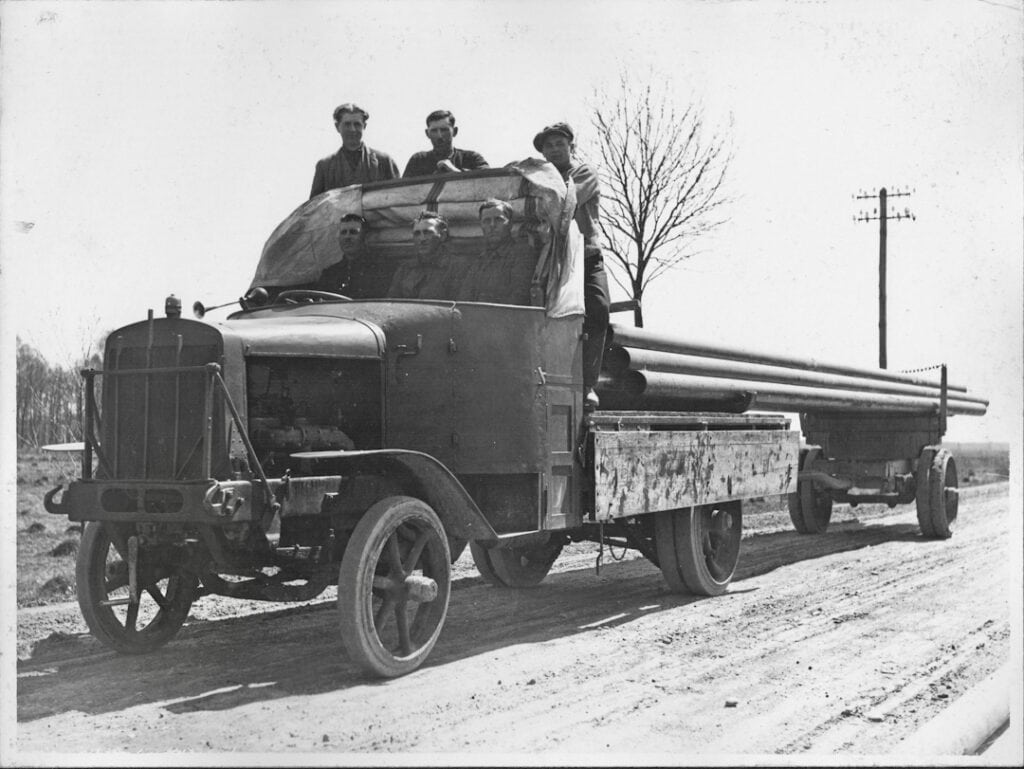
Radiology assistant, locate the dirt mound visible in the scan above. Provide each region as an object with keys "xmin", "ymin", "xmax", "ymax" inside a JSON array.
[
  {"xmin": 49, "ymin": 539, "xmax": 78, "ymax": 557},
  {"xmin": 38, "ymin": 575, "xmax": 74, "ymax": 600}
]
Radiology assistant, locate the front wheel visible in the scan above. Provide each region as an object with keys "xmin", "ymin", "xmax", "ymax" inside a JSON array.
[
  {"xmin": 76, "ymin": 522, "xmax": 196, "ymax": 653},
  {"xmin": 654, "ymin": 501, "xmax": 742, "ymax": 596},
  {"xmin": 338, "ymin": 496, "xmax": 451, "ymax": 678}
]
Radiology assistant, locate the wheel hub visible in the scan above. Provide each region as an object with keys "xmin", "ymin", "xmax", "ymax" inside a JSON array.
[
  {"xmin": 373, "ymin": 573, "xmax": 439, "ymax": 604},
  {"xmin": 403, "ymin": 574, "xmax": 438, "ymax": 603}
]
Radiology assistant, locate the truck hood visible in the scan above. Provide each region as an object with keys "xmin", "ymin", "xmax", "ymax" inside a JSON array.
[
  {"xmin": 219, "ymin": 299, "xmax": 463, "ymax": 358},
  {"xmin": 217, "ymin": 312, "xmax": 385, "ymax": 359}
]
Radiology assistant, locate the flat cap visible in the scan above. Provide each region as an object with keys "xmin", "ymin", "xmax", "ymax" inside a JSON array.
[{"xmin": 533, "ymin": 122, "xmax": 574, "ymax": 152}]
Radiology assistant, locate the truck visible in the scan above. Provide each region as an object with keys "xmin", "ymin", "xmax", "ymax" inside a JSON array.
[{"xmin": 45, "ymin": 162, "xmax": 987, "ymax": 677}]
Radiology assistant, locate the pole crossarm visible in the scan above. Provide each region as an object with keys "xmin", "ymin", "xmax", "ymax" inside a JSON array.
[{"xmin": 853, "ymin": 186, "xmax": 916, "ymax": 222}]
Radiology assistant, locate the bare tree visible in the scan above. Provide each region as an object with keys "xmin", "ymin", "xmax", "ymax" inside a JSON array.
[
  {"xmin": 589, "ymin": 77, "xmax": 732, "ymax": 327},
  {"xmin": 16, "ymin": 337, "xmax": 103, "ymax": 449}
]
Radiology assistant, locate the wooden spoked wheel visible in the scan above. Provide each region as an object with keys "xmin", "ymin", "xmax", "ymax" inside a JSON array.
[
  {"xmin": 338, "ymin": 496, "xmax": 451, "ymax": 677},
  {"xmin": 76, "ymin": 522, "xmax": 196, "ymax": 653}
]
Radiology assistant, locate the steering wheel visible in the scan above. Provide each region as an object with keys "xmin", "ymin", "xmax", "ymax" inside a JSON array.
[{"xmin": 276, "ymin": 289, "xmax": 351, "ymax": 304}]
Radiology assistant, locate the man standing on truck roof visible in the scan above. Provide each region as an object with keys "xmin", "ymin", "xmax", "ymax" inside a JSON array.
[
  {"xmin": 402, "ymin": 110, "xmax": 489, "ymax": 178},
  {"xmin": 388, "ymin": 212, "xmax": 459, "ymax": 300},
  {"xmin": 309, "ymin": 103, "xmax": 400, "ymax": 199},
  {"xmin": 458, "ymin": 199, "xmax": 535, "ymax": 305},
  {"xmin": 534, "ymin": 122, "xmax": 609, "ymax": 411}
]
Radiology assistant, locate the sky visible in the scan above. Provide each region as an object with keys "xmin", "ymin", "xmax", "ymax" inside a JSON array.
[{"xmin": 1, "ymin": 0, "xmax": 1021, "ymax": 447}]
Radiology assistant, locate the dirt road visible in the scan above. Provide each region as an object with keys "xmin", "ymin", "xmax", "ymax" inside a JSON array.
[{"xmin": 13, "ymin": 483, "xmax": 1015, "ymax": 761}]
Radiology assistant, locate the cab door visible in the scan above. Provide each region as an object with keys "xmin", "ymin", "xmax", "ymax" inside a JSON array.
[{"xmin": 538, "ymin": 315, "xmax": 584, "ymax": 531}]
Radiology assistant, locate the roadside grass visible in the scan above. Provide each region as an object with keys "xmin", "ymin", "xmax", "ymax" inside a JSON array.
[
  {"xmin": 14, "ymin": 442, "xmax": 1009, "ymax": 609},
  {"xmin": 17, "ymin": 450, "xmax": 84, "ymax": 607}
]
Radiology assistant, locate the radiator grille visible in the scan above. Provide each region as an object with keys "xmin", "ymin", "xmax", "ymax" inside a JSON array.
[{"xmin": 100, "ymin": 326, "xmax": 228, "ymax": 481}]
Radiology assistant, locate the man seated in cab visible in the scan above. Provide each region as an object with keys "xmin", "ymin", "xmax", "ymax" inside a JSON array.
[
  {"xmin": 402, "ymin": 110, "xmax": 489, "ymax": 177},
  {"xmin": 534, "ymin": 121, "xmax": 609, "ymax": 411},
  {"xmin": 309, "ymin": 103, "xmax": 400, "ymax": 198},
  {"xmin": 387, "ymin": 211, "xmax": 459, "ymax": 299},
  {"xmin": 458, "ymin": 199, "xmax": 534, "ymax": 305},
  {"xmin": 314, "ymin": 214, "xmax": 383, "ymax": 298}
]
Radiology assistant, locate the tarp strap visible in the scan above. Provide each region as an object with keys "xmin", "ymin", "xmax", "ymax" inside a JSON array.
[{"xmin": 423, "ymin": 178, "xmax": 448, "ymax": 212}]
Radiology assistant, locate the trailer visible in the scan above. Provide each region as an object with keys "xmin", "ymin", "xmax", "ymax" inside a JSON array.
[{"xmin": 45, "ymin": 164, "xmax": 987, "ymax": 677}]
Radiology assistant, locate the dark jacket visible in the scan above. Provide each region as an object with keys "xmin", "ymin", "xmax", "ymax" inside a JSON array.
[
  {"xmin": 402, "ymin": 147, "xmax": 489, "ymax": 178},
  {"xmin": 310, "ymin": 144, "xmax": 400, "ymax": 199}
]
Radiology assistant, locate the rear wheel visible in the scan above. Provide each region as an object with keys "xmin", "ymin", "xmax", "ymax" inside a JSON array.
[
  {"xmin": 788, "ymin": 447, "xmax": 833, "ymax": 534},
  {"xmin": 654, "ymin": 501, "xmax": 742, "ymax": 596},
  {"xmin": 76, "ymin": 522, "xmax": 196, "ymax": 653},
  {"xmin": 470, "ymin": 534, "xmax": 565, "ymax": 588},
  {"xmin": 916, "ymin": 448, "xmax": 958, "ymax": 539},
  {"xmin": 338, "ymin": 496, "xmax": 451, "ymax": 677}
]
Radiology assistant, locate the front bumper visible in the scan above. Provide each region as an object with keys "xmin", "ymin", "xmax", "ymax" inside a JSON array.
[{"xmin": 44, "ymin": 479, "xmax": 255, "ymax": 524}]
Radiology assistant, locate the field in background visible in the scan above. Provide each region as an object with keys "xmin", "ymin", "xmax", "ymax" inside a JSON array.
[
  {"xmin": 14, "ymin": 442, "xmax": 1010, "ymax": 608},
  {"xmin": 16, "ymin": 450, "xmax": 84, "ymax": 607},
  {"xmin": 948, "ymin": 442, "xmax": 1011, "ymax": 484}
]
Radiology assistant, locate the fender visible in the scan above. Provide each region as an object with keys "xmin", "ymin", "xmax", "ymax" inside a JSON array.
[{"xmin": 293, "ymin": 448, "xmax": 500, "ymax": 545}]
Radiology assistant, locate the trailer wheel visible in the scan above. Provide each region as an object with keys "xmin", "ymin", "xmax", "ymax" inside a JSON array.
[
  {"xmin": 76, "ymin": 522, "xmax": 196, "ymax": 654},
  {"xmin": 654, "ymin": 502, "xmax": 742, "ymax": 596},
  {"xmin": 788, "ymin": 447, "xmax": 833, "ymax": 534},
  {"xmin": 916, "ymin": 448, "xmax": 958, "ymax": 539},
  {"xmin": 469, "ymin": 535, "xmax": 565, "ymax": 588},
  {"xmin": 338, "ymin": 496, "xmax": 451, "ymax": 678}
]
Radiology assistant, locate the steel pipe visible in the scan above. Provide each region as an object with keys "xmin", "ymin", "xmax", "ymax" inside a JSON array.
[
  {"xmin": 606, "ymin": 346, "xmax": 989, "ymax": 406},
  {"xmin": 604, "ymin": 370, "xmax": 987, "ymax": 416},
  {"xmin": 609, "ymin": 324, "xmax": 970, "ymax": 393}
]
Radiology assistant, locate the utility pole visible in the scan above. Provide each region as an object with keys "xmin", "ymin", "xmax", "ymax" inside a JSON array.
[{"xmin": 854, "ymin": 187, "xmax": 915, "ymax": 369}]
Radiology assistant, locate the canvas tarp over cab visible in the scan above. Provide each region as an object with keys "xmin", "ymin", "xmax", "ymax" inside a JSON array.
[{"xmin": 249, "ymin": 159, "xmax": 584, "ymax": 318}]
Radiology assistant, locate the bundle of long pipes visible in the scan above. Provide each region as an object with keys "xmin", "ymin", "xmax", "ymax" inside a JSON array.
[{"xmin": 597, "ymin": 325, "xmax": 989, "ymax": 417}]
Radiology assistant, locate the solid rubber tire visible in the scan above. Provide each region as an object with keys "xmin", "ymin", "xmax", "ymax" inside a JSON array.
[
  {"xmin": 788, "ymin": 447, "xmax": 833, "ymax": 534},
  {"xmin": 337, "ymin": 496, "xmax": 451, "ymax": 678},
  {"xmin": 654, "ymin": 502, "xmax": 742, "ymax": 596},
  {"xmin": 76, "ymin": 522, "xmax": 195, "ymax": 654},
  {"xmin": 926, "ymin": 449, "xmax": 958, "ymax": 539},
  {"xmin": 915, "ymin": 448, "xmax": 938, "ymax": 538}
]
